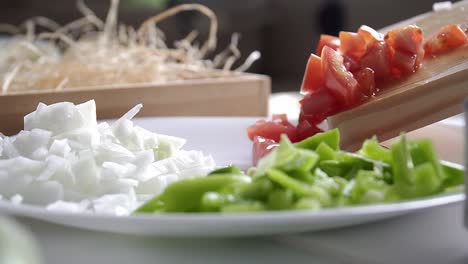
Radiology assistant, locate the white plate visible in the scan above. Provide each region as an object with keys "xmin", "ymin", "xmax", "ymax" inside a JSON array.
[{"xmin": 0, "ymin": 117, "xmax": 464, "ymax": 237}]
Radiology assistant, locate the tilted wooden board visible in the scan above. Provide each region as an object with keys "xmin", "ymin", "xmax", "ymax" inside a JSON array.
[
  {"xmin": 0, "ymin": 73, "xmax": 270, "ymax": 135},
  {"xmin": 328, "ymin": 0, "xmax": 468, "ymax": 150}
]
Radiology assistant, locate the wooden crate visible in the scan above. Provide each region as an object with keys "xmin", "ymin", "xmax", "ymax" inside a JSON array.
[{"xmin": 0, "ymin": 73, "xmax": 270, "ymax": 135}]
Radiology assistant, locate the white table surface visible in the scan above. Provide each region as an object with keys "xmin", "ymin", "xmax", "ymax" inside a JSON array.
[{"xmin": 7, "ymin": 93, "xmax": 468, "ymax": 264}]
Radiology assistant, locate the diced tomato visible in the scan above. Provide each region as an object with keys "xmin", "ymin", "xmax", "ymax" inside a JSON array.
[
  {"xmin": 316, "ymin": 34, "xmax": 340, "ymax": 55},
  {"xmin": 252, "ymin": 136, "xmax": 279, "ymax": 165},
  {"xmin": 355, "ymin": 67, "xmax": 376, "ymax": 97},
  {"xmin": 360, "ymin": 41, "xmax": 391, "ymax": 81},
  {"xmin": 339, "ymin": 31, "xmax": 367, "ymax": 61},
  {"xmin": 299, "ymin": 88, "xmax": 342, "ymax": 125},
  {"xmin": 321, "ymin": 46, "xmax": 359, "ymax": 106},
  {"xmin": 385, "ymin": 25, "xmax": 424, "ymax": 77},
  {"xmin": 248, "ymin": 23, "xmax": 464, "ymax": 166},
  {"xmin": 343, "ymin": 55, "xmax": 360, "ymax": 73},
  {"xmin": 296, "ymin": 119, "xmax": 322, "ymax": 141},
  {"xmin": 389, "ymin": 50, "xmax": 419, "ymax": 77},
  {"xmin": 246, "ymin": 116, "xmax": 298, "ymax": 142},
  {"xmin": 300, "ymin": 54, "xmax": 324, "ymax": 94},
  {"xmin": 385, "ymin": 25, "xmax": 424, "ymax": 54},
  {"xmin": 358, "ymin": 25, "xmax": 383, "ymax": 47},
  {"xmin": 271, "ymin": 113, "xmax": 291, "ymax": 126},
  {"xmin": 424, "ymin": 24, "xmax": 468, "ymax": 56}
]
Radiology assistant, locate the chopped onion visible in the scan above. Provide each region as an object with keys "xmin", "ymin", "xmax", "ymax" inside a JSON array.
[{"xmin": 0, "ymin": 100, "xmax": 215, "ymax": 215}]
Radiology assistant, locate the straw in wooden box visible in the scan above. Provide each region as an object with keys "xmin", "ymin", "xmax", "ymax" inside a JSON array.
[{"xmin": 0, "ymin": 73, "xmax": 270, "ymax": 135}]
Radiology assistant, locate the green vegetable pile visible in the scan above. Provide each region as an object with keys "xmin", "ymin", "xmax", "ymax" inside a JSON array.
[{"xmin": 135, "ymin": 129, "xmax": 464, "ymax": 214}]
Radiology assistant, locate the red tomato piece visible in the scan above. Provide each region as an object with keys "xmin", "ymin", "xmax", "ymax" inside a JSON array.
[
  {"xmin": 246, "ymin": 117, "xmax": 298, "ymax": 143},
  {"xmin": 360, "ymin": 41, "xmax": 391, "ymax": 82},
  {"xmin": 389, "ymin": 50, "xmax": 418, "ymax": 77},
  {"xmin": 316, "ymin": 34, "xmax": 341, "ymax": 55},
  {"xmin": 339, "ymin": 31, "xmax": 367, "ymax": 61},
  {"xmin": 300, "ymin": 54, "xmax": 324, "ymax": 94},
  {"xmin": 252, "ymin": 136, "xmax": 279, "ymax": 165},
  {"xmin": 355, "ymin": 67, "xmax": 376, "ymax": 97},
  {"xmin": 271, "ymin": 114, "xmax": 290, "ymax": 126},
  {"xmin": 424, "ymin": 24, "xmax": 468, "ymax": 56},
  {"xmin": 296, "ymin": 120, "xmax": 322, "ymax": 142},
  {"xmin": 385, "ymin": 25, "xmax": 424, "ymax": 77},
  {"xmin": 385, "ymin": 25, "xmax": 424, "ymax": 54},
  {"xmin": 321, "ymin": 46, "xmax": 359, "ymax": 106},
  {"xmin": 343, "ymin": 55, "xmax": 360, "ymax": 73},
  {"xmin": 299, "ymin": 87, "xmax": 342, "ymax": 125},
  {"xmin": 358, "ymin": 25, "xmax": 383, "ymax": 47}
]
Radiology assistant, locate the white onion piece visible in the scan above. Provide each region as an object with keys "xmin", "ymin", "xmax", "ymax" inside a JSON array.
[
  {"xmin": 25, "ymin": 102, "xmax": 88, "ymax": 134},
  {"xmin": 116, "ymin": 104, "xmax": 143, "ymax": 123},
  {"xmin": 49, "ymin": 139, "xmax": 72, "ymax": 157},
  {"xmin": 92, "ymin": 194, "xmax": 137, "ymax": 216},
  {"xmin": 72, "ymin": 155, "xmax": 98, "ymax": 195},
  {"xmin": 101, "ymin": 162, "xmax": 130, "ymax": 181},
  {"xmin": 36, "ymin": 155, "xmax": 62, "ymax": 181},
  {"xmin": 12, "ymin": 129, "xmax": 51, "ymax": 160},
  {"xmin": 55, "ymin": 128, "xmax": 100, "ymax": 149},
  {"xmin": 76, "ymin": 100, "xmax": 98, "ymax": 128},
  {"xmin": 1, "ymin": 137, "xmax": 20, "ymax": 159},
  {"xmin": 95, "ymin": 142, "xmax": 135, "ymax": 164},
  {"xmin": 39, "ymin": 156, "xmax": 74, "ymax": 186},
  {"xmin": 0, "ymin": 100, "xmax": 216, "ymax": 215},
  {"xmin": 0, "ymin": 158, "xmax": 43, "ymax": 197},
  {"xmin": 46, "ymin": 200, "xmax": 90, "ymax": 213}
]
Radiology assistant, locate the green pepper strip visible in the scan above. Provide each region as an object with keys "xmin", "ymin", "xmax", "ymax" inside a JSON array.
[{"xmin": 135, "ymin": 174, "xmax": 251, "ymax": 213}]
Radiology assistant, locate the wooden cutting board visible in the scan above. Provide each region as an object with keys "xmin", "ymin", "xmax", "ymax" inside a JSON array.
[{"xmin": 328, "ymin": 0, "xmax": 468, "ymax": 150}]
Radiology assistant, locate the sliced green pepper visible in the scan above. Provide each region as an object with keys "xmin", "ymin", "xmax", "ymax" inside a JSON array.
[
  {"xmin": 315, "ymin": 142, "xmax": 337, "ymax": 161},
  {"xmin": 135, "ymin": 174, "xmax": 251, "ymax": 213},
  {"xmin": 441, "ymin": 161, "xmax": 465, "ymax": 187},
  {"xmin": 266, "ymin": 169, "xmax": 331, "ymax": 206},
  {"xmin": 240, "ymin": 177, "xmax": 274, "ymax": 201},
  {"xmin": 350, "ymin": 170, "xmax": 391, "ymax": 204},
  {"xmin": 359, "ymin": 137, "xmax": 392, "ymax": 164},
  {"xmin": 135, "ymin": 129, "xmax": 465, "ymax": 215},
  {"xmin": 221, "ymin": 201, "xmax": 266, "ymax": 213},
  {"xmin": 313, "ymin": 168, "xmax": 342, "ymax": 196},
  {"xmin": 255, "ymin": 135, "xmax": 319, "ymax": 176},
  {"xmin": 267, "ymin": 189, "xmax": 294, "ymax": 210},
  {"xmin": 391, "ymin": 134, "xmax": 414, "ymax": 186},
  {"xmin": 295, "ymin": 128, "xmax": 340, "ymax": 151},
  {"xmin": 411, "ymin": 162, "xmax": 441, "ymax": 196},
  {"xmin": 318, "ymin": 160, "xmax": 354, "ymax": 177},
  {"xmin": 409, "ymin": 139, "xmax": 446, "ymax": 181},
  {"xmin": 208, "ymin": 166, "xmax": 242, "ymax": 175},
  {"xmin": 200, "ymin": 192, "xmax": 239, "ymax": 212},
  {"xmin": 294, "ymin": 198, "xmax": 321, "ymax": 211},
  {"xmin": 287, "ymin": 169, "xmax": 315, "ymax": 184}
]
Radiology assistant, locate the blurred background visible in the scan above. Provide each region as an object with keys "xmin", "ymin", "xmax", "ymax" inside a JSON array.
[{"xmin": 0, "ymin": 0, "xmax": 453, "ymax": 92}]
